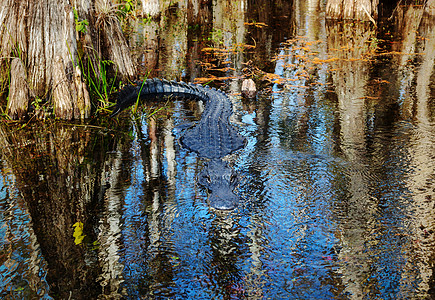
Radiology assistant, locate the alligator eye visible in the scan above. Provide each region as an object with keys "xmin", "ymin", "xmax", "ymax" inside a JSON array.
[{"xmin": 230, "ymin": 174, "xmax": 237, "ymax": 184}]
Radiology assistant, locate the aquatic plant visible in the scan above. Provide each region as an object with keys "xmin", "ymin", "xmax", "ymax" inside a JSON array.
[
  {"xmin": 73, "ymin": 8, "xmax": 89, "ymax": 34},
  {"xmin": 78, "ymin": 50, "xmax": 119, "ymax": 114}
]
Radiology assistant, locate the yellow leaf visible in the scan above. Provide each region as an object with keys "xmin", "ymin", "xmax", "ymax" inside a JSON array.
[{"xmin": 73, "ymin": 222, "xmax": 86, "ymax": 245}]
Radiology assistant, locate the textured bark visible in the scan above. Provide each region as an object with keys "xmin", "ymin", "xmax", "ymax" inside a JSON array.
[
  {"xmin": 241, "ymin": 78, "xmax": 257, "ymax": 99},
  {"xmin": 27, "ymin": 0, "xmax": 78, "ymax": 98},
  {"xmin": 98, "ymin": 15, "xmax": 136, "ymax": 79},
  {"xmin": 52, "ymin": 57, "xmax": 76, "ymax": 119},
  {"xmin": 0, "ymin": 0, "xmax": 135, "ymax": 120},
  {"xmin": 0, "ymin": 1, "xmax": 29, "ymax": 94},
  {"xmin": 74, "ymin": 66, "xmax": 92, "ymax": 119},
  {"xmin": 326, "ymin": 0, "xmax": 378, "ymax": 21},
  {"xmin": 7, "ymin": 58, "xmax": 30, "ymax": 119},
  {"xmin": 142, "ymin": 0, "xmax": 160, "ymax": 16},
  {"xmin": 77, "ymin": 0, "xmax": 136, "ymax": 78}
]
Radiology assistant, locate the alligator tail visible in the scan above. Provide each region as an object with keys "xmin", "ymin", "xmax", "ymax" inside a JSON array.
[{"xmin": 110, "ymin": 78, "xmax": 210, "ymax": 117}]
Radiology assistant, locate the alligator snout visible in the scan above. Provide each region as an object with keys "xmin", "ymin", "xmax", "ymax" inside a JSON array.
[
  {"xmin": 208, "ymin": 190, "xmax": 239, "ymax": 210},
  {"xmin": 197, "ymin": 159, "xmax": 239, "ymax": 210}
]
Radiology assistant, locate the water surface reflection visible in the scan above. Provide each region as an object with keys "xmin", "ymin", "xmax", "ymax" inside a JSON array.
[{"xmin": 1, "ymin": 0, "xmax": 435, "ymax": 299}]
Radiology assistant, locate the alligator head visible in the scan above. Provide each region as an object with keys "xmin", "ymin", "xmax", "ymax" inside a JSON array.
[{"xmin": 197, "ymin": 159, "xmax": 239, "ymax": 210}]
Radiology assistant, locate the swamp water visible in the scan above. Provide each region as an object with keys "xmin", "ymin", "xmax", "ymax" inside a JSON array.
[{"xmin": 1, "ymin": 1, "xmax": 435, "ymax": 299}]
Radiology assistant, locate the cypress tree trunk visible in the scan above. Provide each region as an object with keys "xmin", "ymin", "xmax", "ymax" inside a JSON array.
[
  {"xmin": 0, "ymin": 0, "xmax": 135, "ymax": 120},
  {"xmin": 326, "ymin": 0, "xmax": 378, "ymax": 21},
  {"xmin": 7, "ymin": 58, "xmax": 30, "ymax": 119},
  {"xmin": 142, "ymin": 0, "xmax": 160, "ymax": 17}
]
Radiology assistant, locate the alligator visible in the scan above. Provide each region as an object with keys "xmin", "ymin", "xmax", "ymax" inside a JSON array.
[{"xmin": 111, "ymin": 78, "xmax": 246, "ymax": 210}]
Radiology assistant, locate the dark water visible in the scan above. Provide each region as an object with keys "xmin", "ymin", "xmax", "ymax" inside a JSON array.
[{"xmin": 2, "ymin": 1, "xmax": 435, "ymax": 299}]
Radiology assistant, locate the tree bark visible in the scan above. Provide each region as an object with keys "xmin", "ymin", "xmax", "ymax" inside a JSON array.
[
  {"xmin": 142, "ymin": 0, "xmax": 161, "ymax": 17},
  {"xmin": 0, "ymin": 0, "xmax": 135, "ymax": 120},
  {"xmin": 75, "ymin": 0, "xmax": 136, "ymax": 80},
  {"xmin": 326, "ymin": 0, "xmax": 378, "ymax": 21},
  {"xmin": 7, "ymin": 58, "xmax": 30, "ymax": 119}
]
